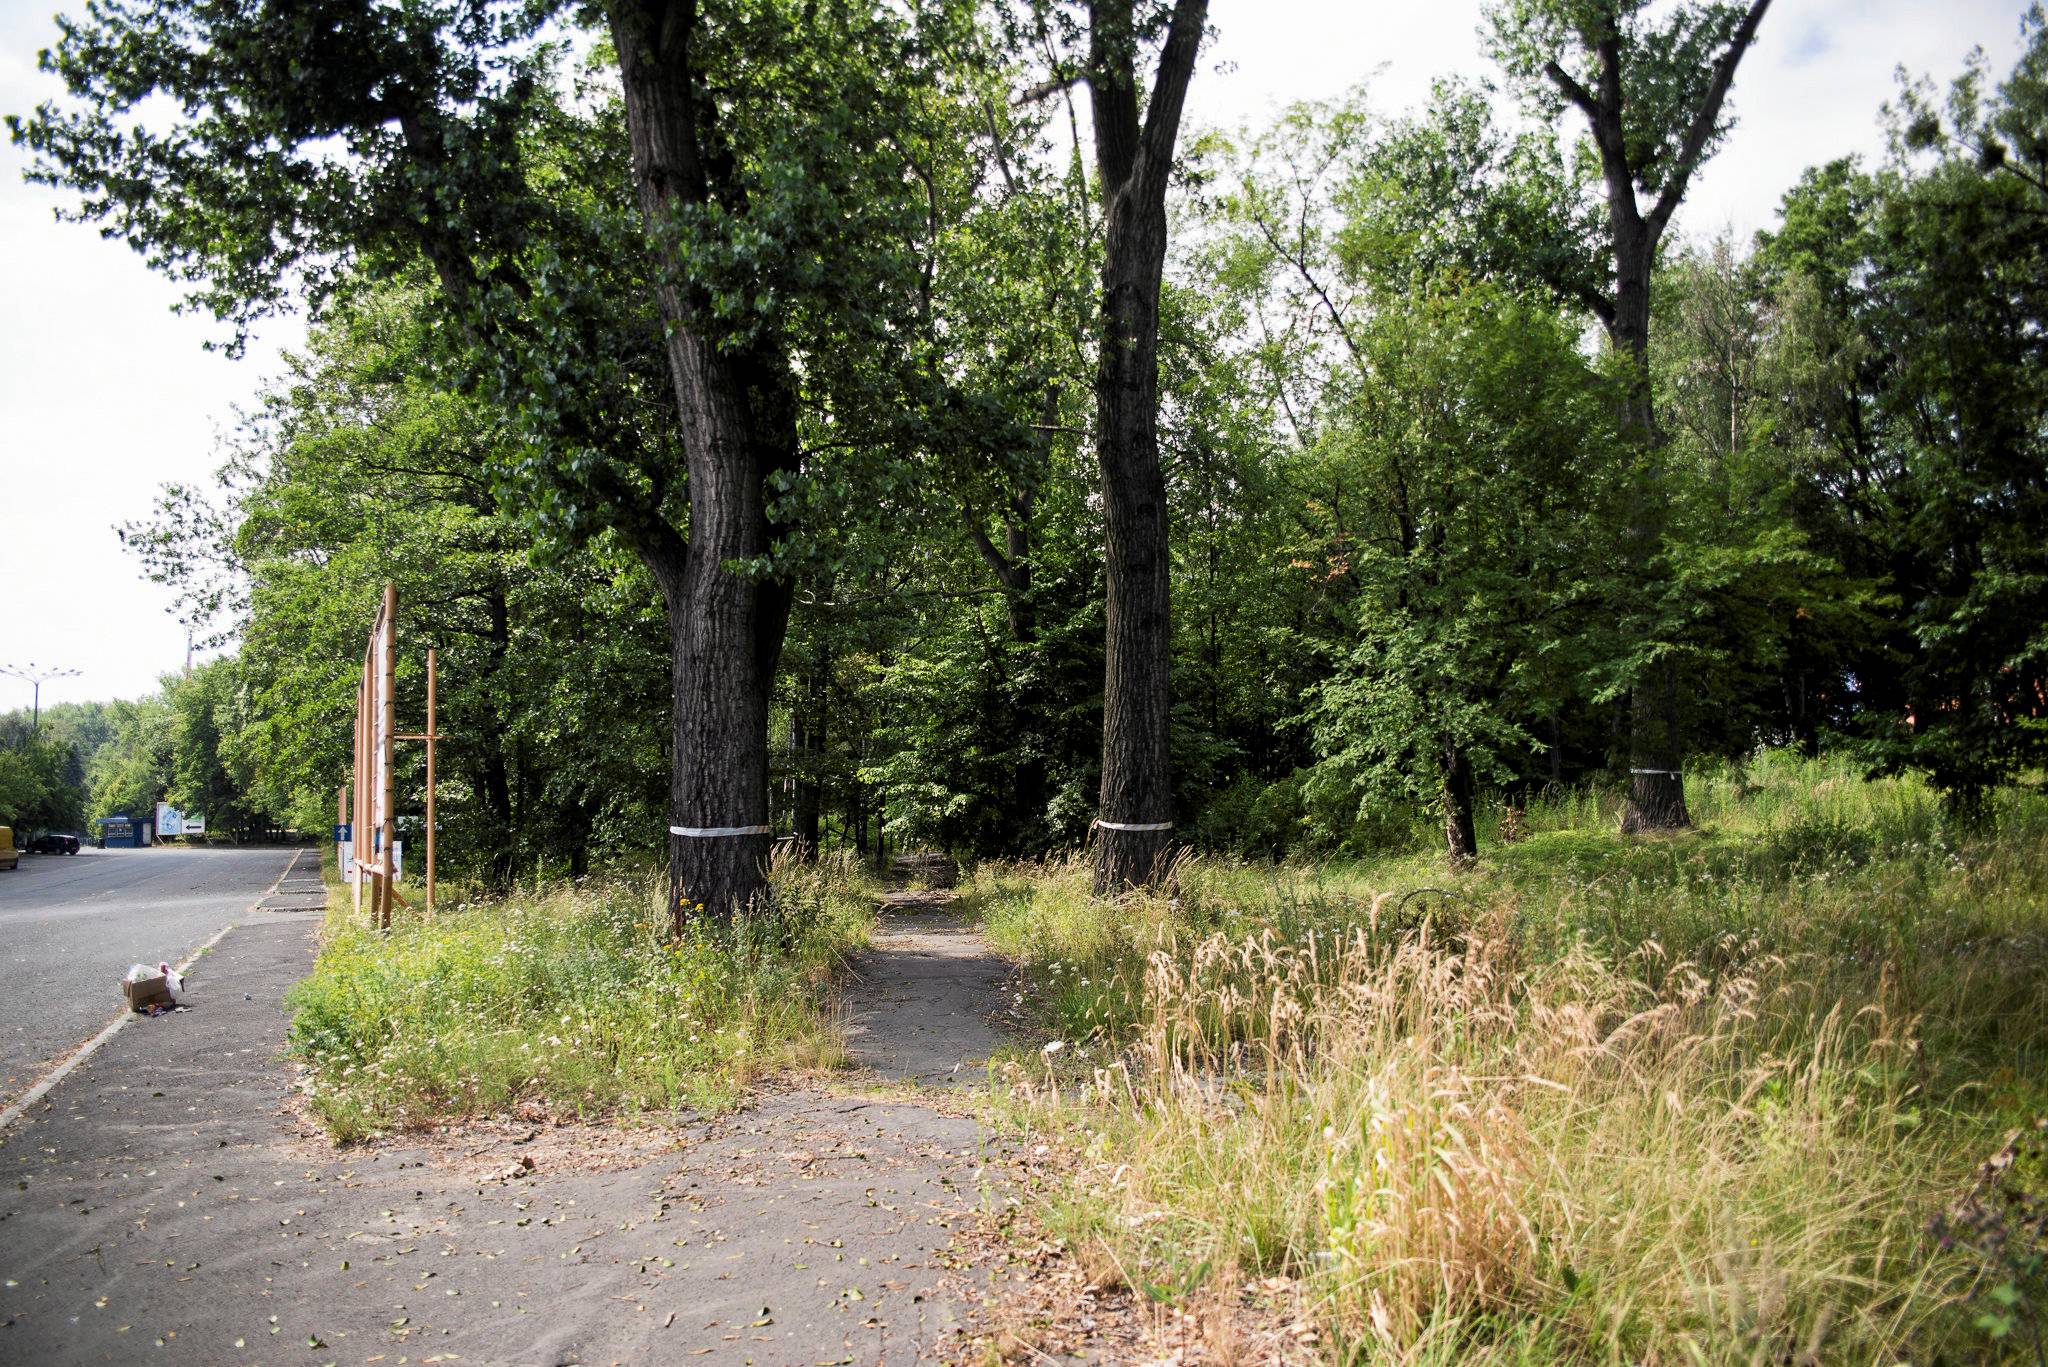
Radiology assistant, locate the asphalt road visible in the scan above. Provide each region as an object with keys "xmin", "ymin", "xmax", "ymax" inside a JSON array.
[{"xmin": 0, "ymin": 844, "xmax": 299, "ymax": 1107}]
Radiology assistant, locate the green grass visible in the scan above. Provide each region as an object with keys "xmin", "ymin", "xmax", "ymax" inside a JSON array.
[
  {"xmin": 968, "ymin": 752, "xmax": 2048, "ymax": 1364},
  {"xmin": 286, "ymin": 853, "xmax": 877, "ymax": 1142}
]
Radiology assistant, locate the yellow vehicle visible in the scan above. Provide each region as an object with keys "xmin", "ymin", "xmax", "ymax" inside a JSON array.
[{"xmin": 0, "ymin": 827, "xmax": 17, "ymax": 871}]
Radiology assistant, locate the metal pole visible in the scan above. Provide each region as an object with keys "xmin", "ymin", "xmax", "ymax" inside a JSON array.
[
  {"xmin": 379, "ymin": 584, "xmax": 397, "ymax": 931},
  {"xmin": 425, "ymin": 647, "xmax": 437, "ymax": 916}
]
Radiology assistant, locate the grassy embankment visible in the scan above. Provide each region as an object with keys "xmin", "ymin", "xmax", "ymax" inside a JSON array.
[
  {"xmin": 969, "ymin": 753, "xmax": 2048, "ymax": 1364},
  {"xmin": 287, "ymin": 852, "xmax": 877, "ymax": 1142}
]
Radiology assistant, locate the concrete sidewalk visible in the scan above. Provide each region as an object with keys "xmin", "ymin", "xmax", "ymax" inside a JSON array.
[{"xmin": 0, "ymin": 918, "xmax": 1010, "ymax": 1366}]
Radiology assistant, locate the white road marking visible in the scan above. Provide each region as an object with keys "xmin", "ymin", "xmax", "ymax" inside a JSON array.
[{"xmin": 0, "ymin": 846, "xmax": 306, "ymax": 1138}]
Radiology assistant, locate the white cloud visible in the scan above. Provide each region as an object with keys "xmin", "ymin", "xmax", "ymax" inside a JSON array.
[{"xmin": 1196, "ymin": 0, "xmax": 2037, "ymax": 240}]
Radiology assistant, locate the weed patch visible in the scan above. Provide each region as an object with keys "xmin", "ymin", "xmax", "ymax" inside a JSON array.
[
  {"xmin": 973, "ymin": 755, "xmax": 2048, "ymax": 1363},
  {"xmin": 287, "ymin": 855, "xmax": 875, "ymax": 1140}
]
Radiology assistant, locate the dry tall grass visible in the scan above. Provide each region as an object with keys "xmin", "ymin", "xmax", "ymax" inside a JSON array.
[{"xmin": 978, "ymin": 756, "xmax": 2048, "ymax": 1363}]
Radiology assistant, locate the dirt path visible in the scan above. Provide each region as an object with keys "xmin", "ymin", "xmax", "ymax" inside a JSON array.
[
  {"xmin": 0, "ymin": 881, "xmax": 1053, "ymax": 1366},
  {"xmin": 843, "ymin": 893, "xmax": 1011, "ymax": 1086}
]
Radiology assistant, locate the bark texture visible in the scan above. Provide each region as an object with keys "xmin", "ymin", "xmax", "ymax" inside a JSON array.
[
  {"xmin": 1442, "ymin": 745, "xmax": 1479, "ymax": 869},
  {"xmin": 1086, "ymin": 0, "xmax": 1208, "ymax": 894},
  {"xmin": 611, "ymin": 0, "xmax": 797, "ymax": 923}
]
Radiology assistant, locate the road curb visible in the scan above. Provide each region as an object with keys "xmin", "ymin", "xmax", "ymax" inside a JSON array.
[{"xmin": 0, "ymin": 846, "xmax": 305, "ymax": 1138}]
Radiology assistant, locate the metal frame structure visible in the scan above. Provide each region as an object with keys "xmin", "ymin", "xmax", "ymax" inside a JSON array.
[
  {"xmin": 351, "ymin": 586, "xmax": 399, "ymax": 929},
  {"xmin": 344, "ymin": 586, "xmax": 444, "ymax": 929}
]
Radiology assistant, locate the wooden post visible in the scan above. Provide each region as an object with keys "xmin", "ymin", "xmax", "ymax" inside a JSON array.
[
  {"xmin": 425, "ymin": 647, "xmax": 437, "ymax": 915},
  {"xmin": 337, "ymin": 783, "xmax": 348, "ymax": 908},
  {"xmin": 354, "ymin": 652, "xmax": 368, "ymax": 921},
  {"xmin": 379, "ymin": 583, "xmax": 397, "ymax": 931}
]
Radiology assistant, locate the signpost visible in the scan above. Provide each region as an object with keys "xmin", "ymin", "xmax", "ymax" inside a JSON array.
[{"xmin": 349, "ymin": 586, "xmax": 443, "ymax": 928}]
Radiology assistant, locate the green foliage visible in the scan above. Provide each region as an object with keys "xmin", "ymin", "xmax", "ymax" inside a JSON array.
[
  {"xmin": 1300, "ymin": 284, "xmax": 1622, "ymax": 824},
  {"xmin": 125, "ymin": 283, "xmax": 674, "ymax": 878},
  {"xmin": 1751, "ymin": 15, "xmax": 2048, "ymax": 807},
  {"xmin": 83, "ymin": 693, "xmax": 176, "ymax": 824},
  {"xmin": 287, "ymin": 854, "xmax": 878, "ymax": 1140},
  {"xmin": 0, "ymin": 733, "xmax": 86, "ymax": 832},
  {"xmin": 15, "ymin": 0, "xmax": 2046, "ymax": 881}
]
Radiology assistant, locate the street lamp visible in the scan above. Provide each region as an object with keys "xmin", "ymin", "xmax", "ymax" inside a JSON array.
[{"xmin": 0, "ymin": 663, "xmax": 82, "ymax": 735}]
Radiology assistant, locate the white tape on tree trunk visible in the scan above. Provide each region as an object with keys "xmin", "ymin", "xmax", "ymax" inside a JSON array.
[
  {"xmin": 1629, "ymin": 769, "xmax": 1683, "ymax": 776},
  {"xmin": 668, "ymin": 825, "xmax": 772, "ymax": 837},
  {"xmin": 1096, "ymin": 820, "xmax": 1174, "ymax": 832}
]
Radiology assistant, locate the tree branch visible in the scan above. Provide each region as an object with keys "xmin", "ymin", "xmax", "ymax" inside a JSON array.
[
  {"xmin": 1543, "ymin": 59, "xmax": 1598, "ymax": 117},
  {"xmin": 1649, "ymin": 0, "xmax": 1773, "ymax": 235},
  {"xmin": 1015, "ymin": 71, "xmax": 1082, "ymax": 104},
  {"xmin": 1136, "ymin": 0, "xmax": 1209, "ymax": 195},
  {"xmin": 962, "ymin": 505, "xmax": 1028, "ymax": 595}
]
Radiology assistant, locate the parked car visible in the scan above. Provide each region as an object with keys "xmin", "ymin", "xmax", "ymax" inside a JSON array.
[
  {"xmin": 0, "ymin": 827, "xmax": 17, "ymax": 871},
  {"xmin": 28, "ymin": 832, "xmax": 80, "ymax": 855}
]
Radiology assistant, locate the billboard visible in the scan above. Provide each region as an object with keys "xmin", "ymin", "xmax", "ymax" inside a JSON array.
[{"xmin": 154, "ymin": 803, "xmax": 183, "ymax": 838}]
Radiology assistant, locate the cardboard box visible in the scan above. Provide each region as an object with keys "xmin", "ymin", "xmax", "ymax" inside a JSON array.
[{"xmin": 123, "ymin": 975, "xmax": 177, "ymax": 1012}]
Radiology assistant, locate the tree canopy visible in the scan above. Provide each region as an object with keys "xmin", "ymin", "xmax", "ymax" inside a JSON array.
[{"xmin": 11, "ymin": 0, "xmax": 2047, "ymax": 881}]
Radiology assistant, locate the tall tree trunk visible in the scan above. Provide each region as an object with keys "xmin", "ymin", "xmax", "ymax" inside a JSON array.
[
  {"xmin": 1609, "ymin": 257, "xmax": 1691, "ymax": 832},
  {"xmin": 479, "ymin": 585, "xmax": 517, "ymax": 890},
  {"xmin": 611, "ymin": 1, "xmax": 797, "ymax": 924},
  {"xmin": 1085, "ymin": 0, "xmax": 1207, "ymax": 894},
  {"xmin": 1542, "ymin": 1, "xmax": 1773, "ymax": 834},
  {"xmin": 1442, "ymin": 744, "xmax": 1478, "ymax": 869},
  {"xmin": 793, "ymin": 657, "xmax": 825, "ymax": 856}
]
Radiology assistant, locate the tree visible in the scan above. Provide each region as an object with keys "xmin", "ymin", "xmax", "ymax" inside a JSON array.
[
  {"xmin": 1752, "ymin": 13, "xmax": 2048, "ymax": 811},
  {"xmin": 1488, "ymin": 0, "xmax": 1773, "ymax": 830},
  {"xmin": 15, "ymin": 0, "xmax": 976, "ymax": 922},
  {"xmin": 128, "ymin": 284, "xmax": 674, "ymax": 881},
  {"xmin": 1304, "ymin": 285, "xmax": 1624, "ymax": 866},
  {"xmin": 1041, "ymin": 0, "xmax": 1209, "ymax": 891},
  {"xmin": 85, "ymin": 695, "xmax": 177, "ymax": 826},
  {"xmin": 0, "ymin": 734, "xmax": 88, "ymax": 833}
]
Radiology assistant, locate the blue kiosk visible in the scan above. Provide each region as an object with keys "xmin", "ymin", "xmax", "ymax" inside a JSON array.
[{"xmin": 97, "ymin": 815, "xmax": 151, "ymax": 849}]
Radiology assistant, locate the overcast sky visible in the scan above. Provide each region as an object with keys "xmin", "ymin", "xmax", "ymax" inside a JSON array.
[{"xmin": 0, "ymin": 0, "xmax": 2035, "ymax": 708}]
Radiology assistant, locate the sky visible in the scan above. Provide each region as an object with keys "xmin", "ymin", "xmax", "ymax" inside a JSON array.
[{"xmin": 0, "ymin": 0, "xmax": 2036, "ymax": 708}]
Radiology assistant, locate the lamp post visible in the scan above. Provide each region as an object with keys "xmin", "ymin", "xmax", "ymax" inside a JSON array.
[{"xmin": 0, "ymin": 663, "xmax": 82, "ymax": 735}]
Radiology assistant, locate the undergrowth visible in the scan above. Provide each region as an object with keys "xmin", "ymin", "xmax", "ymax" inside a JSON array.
[
  {"xmin": 287, "ymin": 853, "xmax": 876, "ymax": 1141},
  {"xmin": 970, "ymin": 752, "xmax": 2048, "ymax": 1364}
]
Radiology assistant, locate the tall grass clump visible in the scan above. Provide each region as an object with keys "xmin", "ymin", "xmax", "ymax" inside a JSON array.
[
  {"xmin": 981, "ymin": 756, "xmax": 2048, "ymax": 1363},
  {"xmin": 287, "ymin": 853, "xmax": 876, "ymax": 1141}
]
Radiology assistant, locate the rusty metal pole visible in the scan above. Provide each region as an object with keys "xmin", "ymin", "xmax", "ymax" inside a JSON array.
[
  {"xmin": 425, "ymin": 647, "xmax": 437, "ymax": 916},
  {"xmin": 379, "ymin": 583, "xmax": 397, "ymax": 931}
]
